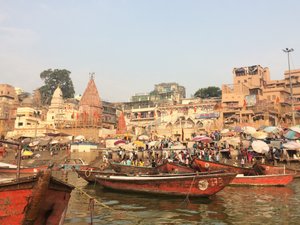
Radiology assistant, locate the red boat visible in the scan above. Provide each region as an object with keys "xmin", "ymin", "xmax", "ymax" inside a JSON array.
[
  {"xmin": 257, "ymin": 164, "xmax": 300, "ymax": 178},
  {"xmin": 110, "ymin": 162, "xmax": 158, "ymax": 175},
  {"xmin": 156, "ymin": 161, "xmax": 195, "ymax": 174},
  {"xmin": 192, "ymin": 158, "xmax": 255, "ymax": 175},
  {"xmin": 230, "ymin": 174, "xmax": 294, "ymax": 186},
  {"xmin": 96, "ymin": 172, "xmax": 236, "ymax": 197},
  {"xmin": 0, "ymin": 165, "xmax": 48, "ymax": 177},
  {"xmin": 0, "ymin": 170, "xmax": 74, "ymax": 225},
  {"xmin": 76, "ymin": 166, "xmax": 125, "ymax": 183}
]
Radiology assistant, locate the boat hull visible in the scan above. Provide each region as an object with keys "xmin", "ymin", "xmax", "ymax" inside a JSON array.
[
  {"xmin": 0, "ymin": 165, "xmax": 48, "ymax": 177},
  {"xmin": 259, "ymin": 164, "xmax": 300, "ymax": 178},
  {"xmin": 192, "ymin": 158, "xmax": 255, "ymax": 175},
  {"xmin": 96, "ymin": 173, "xmax": 236, "ymax": 197},
  {"xmin": 230, "ymin": 174, "xmax": 294, "ymax": 186},
  {"xmin": 76, "ymin": 167, "xmax": 123, "ymax": 183},
  {"xmin": 0, "ymin": 172, "xmax": 74, "ymax": 225}
]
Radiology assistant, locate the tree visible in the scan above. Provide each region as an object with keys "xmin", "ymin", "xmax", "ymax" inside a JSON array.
[
  {"xmin": 39, "ymin": 69, "xmax": 75, "ymax": 105},
  {"xmin": 194, "ymin": 86, "xmax": 221, "ymax": 98}
]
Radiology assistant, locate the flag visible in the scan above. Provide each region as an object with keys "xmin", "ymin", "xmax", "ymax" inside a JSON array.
[
  {"xmin": 243, "ymin": 99, "xmax": 247, "ymax": 108},
  {"xmin": 276, "ymin": 96, "xmax": 280, "ymax": 104}
]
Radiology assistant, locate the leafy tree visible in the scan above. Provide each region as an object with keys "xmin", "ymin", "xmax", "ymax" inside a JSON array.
[
  {"xmin": 194, "ymin": 86, "xmax": 221, "ymax": 98},
  {"xmin": 39, "ymin": 69, "xmax": 75, "ymax": 105}
]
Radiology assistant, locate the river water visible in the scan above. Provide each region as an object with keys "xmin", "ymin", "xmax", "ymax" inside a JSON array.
[{"xmin": 62, "ymin": 172, "xmax": 300, "ymax": 225}]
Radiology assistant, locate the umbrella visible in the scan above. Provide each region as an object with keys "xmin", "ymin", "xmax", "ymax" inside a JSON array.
[
  {"xmin": 263, "ymin": 126, "xmax": 280, "ymax": 133},
  {"xmin": 242, "ymin": 126, "xmax": 257, "ymax": 135},
  {"xmin": 251, "ymin": 140, "xmax": 269, "ymax": 154},
  {"xmin": 192, "ymin": 136, "xmax": 212, "ymax": 143},
  {"xmin": 22, "ymin": 150, "xmax": 33, "ymax": 156},
  {"xmin": 224, "ymin": 137, "xmax": 241, "ymax": 147},
  {"xmin": 138, "ymin": 135, "xmax": 149, "ymax": 141},
  {"xmin": 233, "ymin": 126, "xmax": 242, "ymax": 132},
  {"xmin": 220, "ymin": 129, "xmax": 230, "ymax": 134},
  {"xmin": 148, "ymin": 141, "xmax": 159, "ymax": 147},
  {"xmin": 284, "ymin": 130, "xmax": 300, "ymax": 140},
  {"xmin": 50, "ymin": 140, "xmax": 59, "ymax": 144},
  {"xmin": 251, "ymin": 131, "xmax": 268, "ymax": 140},
  {"xmin": 114, "ymin": 140, "xmax": 126, "ymax": 146},
  {"xmin": 283, "ymin": 141, "xmax": 300, "ymax": 150},
  {"xmin": 289, "ymin": 126, "xmax": 300, "ymax": 134},
  {"xmin": 29, "ymin": 140, "xmax": 39, "ymax": 147},
  {"xmin": 133, "ymin": 141, "xmax": 145, "ymax": 148},
  {"xmin": 74, "ymin": 135, "xmax": 85, "ymax": 141},
  {"xmin": 257, "ymin": 125, "xmax": 267, "ymax": 131}
]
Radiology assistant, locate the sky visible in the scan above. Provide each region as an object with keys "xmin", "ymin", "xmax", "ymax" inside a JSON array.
[{"xmin": 1, "ymin": 0, "xmax": 300, "ymax": 102}]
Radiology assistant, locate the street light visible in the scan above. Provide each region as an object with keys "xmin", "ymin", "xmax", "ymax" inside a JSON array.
[
  {"xmin": 283, "ymin": 48, "xmax": 295, "ymax": 125},
  {"xmin": 33, "ymin": 110, "xmax": 40, "ymax": 138}
]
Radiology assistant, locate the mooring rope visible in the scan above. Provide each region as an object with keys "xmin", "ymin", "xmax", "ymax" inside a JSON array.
[
  {"xmin": 75, "ymin": 186, "xmax": 115, "ymax": 210},
  {"xmin": 180, "ymin": 174, "xmax": 196, "ymax": 206}
]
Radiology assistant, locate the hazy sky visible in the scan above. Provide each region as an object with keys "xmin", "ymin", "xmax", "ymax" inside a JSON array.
[{"xmin": 1, "ymin": 0, "xmax": 300, "ymax": 102}]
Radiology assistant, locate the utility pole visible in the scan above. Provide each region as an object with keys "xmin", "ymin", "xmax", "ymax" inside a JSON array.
[{"xmin": 283, "ymin": 48, "xmax": 295, "ymax": 125}]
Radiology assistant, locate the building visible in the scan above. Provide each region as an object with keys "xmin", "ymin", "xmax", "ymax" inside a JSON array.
[
  {"xmin": 222, "ymin": 65, "xmax": 295, "ymax": 127},
  {"xmin": 0, "ymin": 84, "xmax": 19, "ymax": 137},
  {"xmin": 78, "ymin": 76, "xmax": 102, "ymax": 128},
  {"xmin": 121, "ymin": 82, "xmax": 220, "ymax": 140}
]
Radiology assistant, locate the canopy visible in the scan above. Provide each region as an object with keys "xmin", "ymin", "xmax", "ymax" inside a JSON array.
[{"xmin": 251, "ymin": 140, "xmax": 269, "ymax": 154}]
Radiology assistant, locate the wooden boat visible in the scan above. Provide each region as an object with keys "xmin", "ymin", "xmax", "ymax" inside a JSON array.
[
  {"xmin": 110, "ymin": 162, "xmax": 158, "ymax": 175},
  {"xmin": 76, "ymin": 166, "xmax": 124, "ymax": 183},
  {"xmin": 192, "ymin": 158, "xmax": 255, "ymax": 175},
  {"xmin": 156, "ymin": 161, "xmax": 195, "ymax": 174},
  {"xmin": 96, "ymin": 172, "xmax": 236, "ymax": 197},
  {"xmin": 0, "ymin": 165, "xmax": 48, "ymax": 177},
  {"xmin": 0, "ymin": 170, "xmax": 74, "ymax": 224},
  {"xmin": 230, "ymin": 174, "xmax": 294, "ymax": 186},
  {"xmin": 256, "ymin": 164, "xmax": 300, "ymax": 178}
]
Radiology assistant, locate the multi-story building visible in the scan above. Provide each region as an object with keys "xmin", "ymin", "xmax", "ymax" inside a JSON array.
[
  {"xmin": 102, "ymin": 101, "xmax": 117, "ymax": 130},
  {"xmin": 222, "ymin": 65, "xmax": 297, "ymax": 127},
  {"xmin": 121, "ymin": 82, "xmax": 220, "ymax": 140},
  {"xmin": 0, "ymin": 84, "xmax": 19, "ymax": 137}
]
